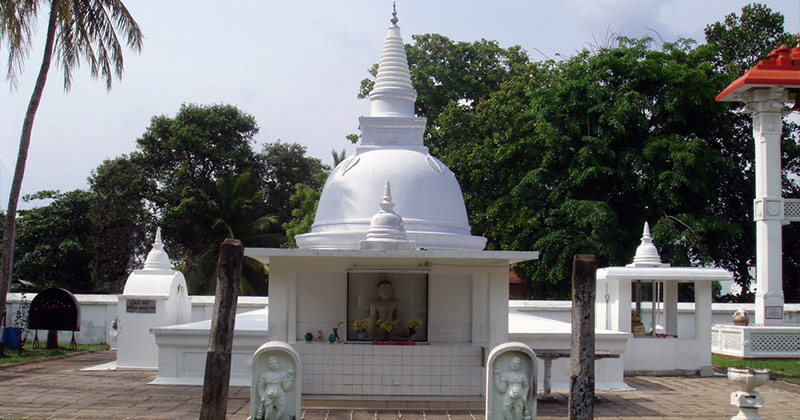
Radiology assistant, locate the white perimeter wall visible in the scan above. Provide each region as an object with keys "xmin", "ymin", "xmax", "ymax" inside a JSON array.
[
  {"xmin": 5, "ymin": 294, "xmax": 799, "ymax": 346},
  {"xmin": 4, "ymin": 293, "xmax": 268, "ymax": 346}
]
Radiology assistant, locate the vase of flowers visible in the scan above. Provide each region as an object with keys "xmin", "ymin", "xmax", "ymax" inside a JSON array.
[
  {"xmin": 406, "ymin": 318, "xmax": 422, "ymax": 338},
  {"xmin": 376, "ymin": 319, "xmax": 397, "ymax": 340},
  {"xmin": 353, "ymin": 318, "xmax": 368, "ymax": 340}
]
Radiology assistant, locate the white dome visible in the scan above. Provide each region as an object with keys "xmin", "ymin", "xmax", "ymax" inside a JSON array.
[{"xmin": 296, "ymin": 149, "xmax": 486, "ymax": 250}]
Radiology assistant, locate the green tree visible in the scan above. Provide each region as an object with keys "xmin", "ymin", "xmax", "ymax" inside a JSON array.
[
  {"xmin": 13, "ymin": 190, "xmax": 96, "ymax": 292},
  {"xmin": 282, "ymin": 172, "xmax": 329, "ymax": 248},
  {"xmin": 180, "ymin": 171, "xmax": 280, "ymax": 295},
  {"xmin": 88, "ymin": 155, "xmax": 156, "ymax": 292},
  {"xmin": 331, "ymin": 149, "xmax": 347, "ymax": 167},
  {"xmin": 134, "ymin": 103, "xmax": 263, "ymax": 261},
  {"xmin": 1, "ymin": 0, "xmax": 143, "ymax": 318},
  {"xmin": 704, "ymin": 3, "xmax": 795, "ymax": 75},
  {"xmin": 352, "ymin": 4, "xmax": 800, "ymax": 299},
  {"xmin": 258, "ymin": 141, "xmax": 328, "ymax": 226}
]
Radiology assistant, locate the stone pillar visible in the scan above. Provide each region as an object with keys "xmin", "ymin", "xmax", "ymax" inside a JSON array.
[
  {"xmin": 570, "ymin": 254, "xmax": 596, "ymax": 420},
  {"xmin": 251, "ymin": 341, "xmax": 302, "ymax": 420},
  {"xmin": 486, "ymin": 342, "xmax": 537, "ymax": 420},
  {"xmin": 664, "ymin": 281, "xmax": 678, "ymax": 337},
  {"xmin": 749, "ymin": 87, "xmax": 787, "ymax": 325}
]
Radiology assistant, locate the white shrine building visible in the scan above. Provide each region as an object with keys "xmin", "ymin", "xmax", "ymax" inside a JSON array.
[{"xmin": 149, "ymin": 12, "xmax": 632, "ymax": 397}]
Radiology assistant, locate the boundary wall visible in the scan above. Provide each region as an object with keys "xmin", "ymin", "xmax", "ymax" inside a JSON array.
[{"xmin": 4, "ymin": 295, "xmax": 799, "ymax": 345}]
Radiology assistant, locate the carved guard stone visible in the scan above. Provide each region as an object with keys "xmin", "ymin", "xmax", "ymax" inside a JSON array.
[
  {"xmin": 486, "ymin": 342, "xmax": 538, "ymax": 420},
  {"xmin": 251, "ymin": 341, "xmax": 302, "ymax": 420}
]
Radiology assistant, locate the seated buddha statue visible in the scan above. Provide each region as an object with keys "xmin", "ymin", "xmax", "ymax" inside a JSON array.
[{"xmin": 368, "ymin": 279, "xmax": 408, "ymax": 339}]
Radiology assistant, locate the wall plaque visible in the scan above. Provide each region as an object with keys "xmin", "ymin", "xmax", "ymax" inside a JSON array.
[
  {"xmin": 765, "ymin": 306, "xmax": 783, "ymax": 320},
  {"xmin": 126, "ymin": 299, "xmax": 156, "ymax": 314}
]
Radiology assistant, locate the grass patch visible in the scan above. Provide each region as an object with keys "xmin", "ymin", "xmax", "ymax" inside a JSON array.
[
  {"xmin": 713, "ymin": 354, "xmax": 800, "ymax": 384},
  {"xmin": 0, "ymin": 343, "xmax": 109, "ymax": 366}
]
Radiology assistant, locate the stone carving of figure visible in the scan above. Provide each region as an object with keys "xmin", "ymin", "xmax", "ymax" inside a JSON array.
[
  {"xmin": 368, "ymin": 279, "xmax": 408, "ymax": 339},
  {"xmin": 256, "ymin": 356, "xmax": 295, "ymax": 420},
  {"xmin": 493, "ymin": 356, "xmax": 531, "ymax": 420}
]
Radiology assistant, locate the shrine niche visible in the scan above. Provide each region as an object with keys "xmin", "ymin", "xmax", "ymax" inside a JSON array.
[{"xmin": 347, "ymin": 272, "xmax": 428, "ymax": 342}]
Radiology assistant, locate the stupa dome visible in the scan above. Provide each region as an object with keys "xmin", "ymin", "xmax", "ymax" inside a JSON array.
[{"xmin": 295, "ymin": 12, "xmax": 486, "ymax": 251}]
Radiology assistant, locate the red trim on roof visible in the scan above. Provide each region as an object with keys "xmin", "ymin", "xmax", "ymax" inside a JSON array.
[{"xmin": 717, "ymin": 45, "xmax": 800, "ymax": 101}]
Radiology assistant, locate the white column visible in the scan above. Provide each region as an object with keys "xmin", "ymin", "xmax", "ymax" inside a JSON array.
[
  {"xmin": 486, "ymin": 267, "xmax": 509, "ymax": 349},
  {"xmin": 267, "ymin": 260, "xmax": 289, "ymax": 341},
  {"xmin": 694, "ymin": 281, "xmax": 713, "ymax": 370},
  {"xmin": 749, "ymin": 87, "xmax": 787, "ymax": 326}
]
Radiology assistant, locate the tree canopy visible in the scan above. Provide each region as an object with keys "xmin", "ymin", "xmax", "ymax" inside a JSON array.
[
  {"xmin": 349, "ymin": 3, "xmax": 800, "ymax": 300},
  {"xmin": 1, "ymin": 0, "xmax": 143, "ymax": 314}
]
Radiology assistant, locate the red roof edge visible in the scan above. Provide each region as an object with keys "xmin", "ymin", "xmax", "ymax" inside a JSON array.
[{"xmin": 717, "ymin": 45, "xmax": 800, "ymax": 102}]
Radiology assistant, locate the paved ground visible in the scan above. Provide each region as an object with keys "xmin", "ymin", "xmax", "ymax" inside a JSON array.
[{"xmin": 0, "ymin": 350, "xmax": 799, "ymax": 420}]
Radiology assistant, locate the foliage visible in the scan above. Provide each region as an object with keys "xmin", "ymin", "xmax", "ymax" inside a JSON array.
[
  {"xmin": 354, "ymin": 4, "xmax": 800, "ymax": 299},
  {"xmin": 259, "ymin": 141, "xmax": 328, "ymax": 226},
  {"xmin": 134, "ymin": 103, "xmax": 263, "ymax": 260},
  {"xmin": 282, "ymin": 172, "xmax": 328, "ymax": 248},
  {"xmin": 704, "ymin": 3, "xmax": 796, "ymax": 76},
  {"xmin": 712, "ymin": 354, "xmax": 800, "ymax": 384},
  {"xmin": 1, "ymin": 0, "xmax": 37, "ymax": 88},
  {"xmin": 179, "ymin": 171, "xmax": 280, "ymax": 295},
  {"xmin": 0, "ymin": 0, "xmax": 143, "ymax": 324},
  {"xmin": 0, "ymin": 343, "xmax": 109, "ymax": 365},
  {"xmin": 1, "ymin": 102, "xmax": 327, "ymax": 296},
  {"xmin": 13, "ymin": 190, "xmax": 96, "ymax": 292},
  {"xmin": 331, "ymin": 149, "xmax": 347, "ymax": 167},
  {"xmin": 88, "ymin": 155, "xmax": 156, "ymax": 292}
]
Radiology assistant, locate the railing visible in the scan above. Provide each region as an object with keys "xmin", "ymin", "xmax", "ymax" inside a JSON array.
[
  {"xmin": 712, "ymin": 324, "xmax": 800, "ymax": 358},
  {"xmin": 784, "ymin": 199, "xmax": 800, "ymax": 221}
]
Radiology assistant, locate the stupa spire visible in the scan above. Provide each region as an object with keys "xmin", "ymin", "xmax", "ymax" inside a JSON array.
[{"xmin": 368, "ymin": 5, "xmax": 416, "ymax": 117}]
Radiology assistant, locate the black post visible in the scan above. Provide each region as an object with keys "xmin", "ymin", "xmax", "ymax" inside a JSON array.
[
  {"xmin": 569, "ymin": 254, "xmax": 597, "ymax": 420},
  {"xmin": 199, "ymin": 239, "xmax": 243, "ymax": 420}
]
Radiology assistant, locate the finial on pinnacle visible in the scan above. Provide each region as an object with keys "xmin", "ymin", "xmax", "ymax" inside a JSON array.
[{"xmin": 391, "ymin": 1, "xmax": 398, "ymax": 25}]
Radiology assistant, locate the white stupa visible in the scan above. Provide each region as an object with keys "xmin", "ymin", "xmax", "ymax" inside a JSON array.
[
  {"xmin": 117, "ymin": 228, "xmax": 191, "ymax": 370},
  {"xmin": 626, "ymin": 222, "xmax": 669, "ymax": 268},
  {"xmin": 295, "ymin": 14, "xmax": 486, "ymax": 251},
  {"xmin": 360, "ymin": 180, "xmax": 416, "ymax": 250}
]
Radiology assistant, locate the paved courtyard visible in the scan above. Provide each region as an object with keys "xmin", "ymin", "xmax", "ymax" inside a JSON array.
[{"xmin": 0, "ymin": 349, "xmax": 799, "ymax": 420}]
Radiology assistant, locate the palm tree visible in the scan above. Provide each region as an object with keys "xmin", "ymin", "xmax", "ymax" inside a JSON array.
[
  {"xmin": 331, "ymin": 149, "xmax": 347, "ymax": 167},
  {"xmin": 181, "ymin": 171, "xmax": 282, "ymax": 296},
  {"xmin": 0, "ymin": 0, "xmax": 143, "ymax": 316}
]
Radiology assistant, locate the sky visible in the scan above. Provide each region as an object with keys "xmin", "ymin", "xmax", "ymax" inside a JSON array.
[{"xmin": 1, "ymin": 0, "xmax": 799, "ymax": 210}]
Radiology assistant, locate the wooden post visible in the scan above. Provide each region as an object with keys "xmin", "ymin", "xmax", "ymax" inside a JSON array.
[
  {"xmin": 46, "ymin": 330, "xmax": 58, "ymax": 349},
  {"xmin": 569, "ymin": 254, "xmax": 597, "ymax": 420},
  {"xmin": 199, "ymin": 239, "xmax": 244, "ymax": 420}
]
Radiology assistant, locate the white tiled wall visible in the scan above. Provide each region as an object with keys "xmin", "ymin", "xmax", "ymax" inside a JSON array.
[{"xmin": 295, "ymin": 343, "xmax": 483, "ymax": 396}]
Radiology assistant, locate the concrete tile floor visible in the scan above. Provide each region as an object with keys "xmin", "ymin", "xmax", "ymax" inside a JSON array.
[{"xmin": 0, "ymin": 350, "xmax": 798, "ymax": 419}]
